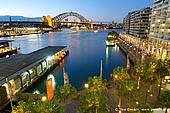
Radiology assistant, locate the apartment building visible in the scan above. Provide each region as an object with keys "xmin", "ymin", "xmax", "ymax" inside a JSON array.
[
  {"xmin": 123, "ymin": 7, "xmax": 151, "ymax": 38},
  {"xmin": 123, "ymin": 13, "xmax": 131, "ymax": 34},
  {"xmin": 149, "ymin": 0, "xmax": 170, "ymax": 59}
]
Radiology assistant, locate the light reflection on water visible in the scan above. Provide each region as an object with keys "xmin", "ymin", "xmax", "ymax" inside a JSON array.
[{"xmin": 1, "ymin": 29, "xmax": 127, "ymax": 93}]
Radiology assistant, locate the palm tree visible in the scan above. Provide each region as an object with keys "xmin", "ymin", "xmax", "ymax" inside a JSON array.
[
  {"xmin": 112, "ymin": 66, "xmax": 130, "ymax": 110},
  {"xmin": 142, "ymin": 62, "xmax": 157, "ymax": 103},
  {"xmin": 119, "ymin": 80, "xmax": 140, "ymax": 109},
  {"xmin": 132, "ymin": 65, "xmax": 144, "ymax": 89},
  {"xmin": 87, "ymin": 76, "xmax": 107, "ymax": 92},
  {"xmin": 55, "ymin": 84, "xmax": 77, "ymax": 113},
  {"xmin": 112, "ymin": 66, "xmax": 130, "ymax": 84},
  {"xmin": 78, "ymin": 91, "xmax": 109, "ymax": 113},
  {"xmin": 12, "ymin": 98, "xmax": 37, "ymax": 113},
  {"xmin": 157, "ymin": 90, "xmax": 170, "ymax": 113},
  {"xmin": 36, "ymin": 99, "xmax": 63, "ymax": 113},
  {"xmin": 155, "ymin": 59, "xmax": 169, "ymax": 96},
  {"xmin": 12, "ymin": 100, "xmax": 28, "ymax": 113},
  {"xmin": 12, "ymin": 98, "xmax": 63, "ymax": 113}
]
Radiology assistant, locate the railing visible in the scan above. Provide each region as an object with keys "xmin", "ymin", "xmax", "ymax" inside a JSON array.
[{"xmin": 16, "ymin": 93, "xmax": 47, "ymax": 101}]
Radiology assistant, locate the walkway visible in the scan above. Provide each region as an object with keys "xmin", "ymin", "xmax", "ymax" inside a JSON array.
[{"xmin": 67, "ymin": 80, "xmax": 167, "ymax": 113}]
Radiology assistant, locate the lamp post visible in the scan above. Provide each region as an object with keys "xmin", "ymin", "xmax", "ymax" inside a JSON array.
[
  {"xmin": 164, "ymin": 76, "xmax": 170, "ymax": 89},
  {"xmin": 41, "ymin": 96, "xmax": 47, "ymax": 102},
  {"xmin": 84, "ymin": 83, "xmax": 89, "ymax": 89}
]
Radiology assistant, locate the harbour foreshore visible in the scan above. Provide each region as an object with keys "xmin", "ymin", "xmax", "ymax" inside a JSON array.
[{"xmin": 0, "ymin": 46, "xmax": 69, "ymax": 110}]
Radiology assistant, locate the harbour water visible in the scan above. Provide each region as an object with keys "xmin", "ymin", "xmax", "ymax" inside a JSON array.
[{"xmin": 1, "ymin": 29, "xmax": 127, "ymax": 93}]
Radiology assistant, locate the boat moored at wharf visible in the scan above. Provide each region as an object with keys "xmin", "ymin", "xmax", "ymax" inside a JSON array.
[
  {"xmin": 0, "ymin": 40, "xmax": 19, "ymax": 58},
  {"xmin": 0, "ymin": 46, "xmax": 69, "ymax": 110}
]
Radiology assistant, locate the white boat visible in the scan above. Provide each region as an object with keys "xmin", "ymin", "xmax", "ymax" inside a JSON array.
[{"xmin": 94, "ymin": 30, "xmax": 98, "ymax": 33}]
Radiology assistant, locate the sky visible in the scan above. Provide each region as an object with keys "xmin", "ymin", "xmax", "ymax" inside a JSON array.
[{"xmin": 0, "ymin": 0, "xmax": 152, "ymax": 23}]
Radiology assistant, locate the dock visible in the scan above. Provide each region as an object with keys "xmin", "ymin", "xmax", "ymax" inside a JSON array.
[
  {"xmin": 105, "ymin": 39, "xmax": 119, "ymax": 46},
  {"xmin": 0, "ymin": 46, "xmax": 69, "ymax": 110}
]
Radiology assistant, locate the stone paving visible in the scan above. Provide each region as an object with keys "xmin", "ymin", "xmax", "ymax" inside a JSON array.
[{"xmin": 67, "ymin": 80, "xmax": 163, "ymax": 113}]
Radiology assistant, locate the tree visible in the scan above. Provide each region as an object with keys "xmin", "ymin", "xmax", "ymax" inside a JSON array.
[
  {"xmin": 132, "ymin": 65, "xmax": 144, "ymax": 89},
  {"xmin": 112, "ymin": 66, "xmax": 130, "ymax": 84},
  {"xmin": 142, "ymin": 62, "xmax": 157, "ymax": 103},
  {"xmin": 55, "ymin": 84, "xmax": 77, "ymax": 113},
  {"xmin": 155, "ymin": 59, "xmax": 169, "ymax": 96},
  {"xmin": 88, "ymin": 76, "xmax": 107, "ymax": 92},
  {"xmin": 78, "ymin": 91, "xmax": 109, "ymax": 113},
  {"xmin": 111, "ymin": 66, "xmax": 130, "ymax": 110},
  {"xmin": 12, "ymin": 98, "xmax": 63, "ymax": 113},
  {"xmin": 119, "ymin": 80, "xmax": 140, "ymax": 108},
  {"xmin": 35, "ymin": 99, "xmax": 63, "ymax": 113},
  {"xmin": 157, "ymin": 90, "xmax": 170, "ymax": 113}
]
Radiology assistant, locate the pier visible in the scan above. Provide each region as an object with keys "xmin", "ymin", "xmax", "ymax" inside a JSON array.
[{"xmin": 0, "ymin": 46, "xmax": 69, "ymax": 110}]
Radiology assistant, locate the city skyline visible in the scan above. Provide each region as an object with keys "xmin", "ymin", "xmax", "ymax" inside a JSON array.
[{"xmin": 0, "ymin": 0, "xmax": 152, "ymax": 23}]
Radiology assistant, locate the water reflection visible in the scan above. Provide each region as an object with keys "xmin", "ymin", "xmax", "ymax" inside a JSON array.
[
  {"xmin": 106, "ymin": 46, "xmax": 109, "ymax": 64},
  {"xmin": 2, "ymin": 29, "xmax": 127, "ymax": 93}
]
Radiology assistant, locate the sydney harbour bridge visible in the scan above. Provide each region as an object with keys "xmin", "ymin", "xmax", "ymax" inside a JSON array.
[
  {"xmin": 51, "ymin": 12, "xmax": 93, "ymax": 29},
  {"xmin": 51, "ymin": 12, "xmax": 111, "ymax": 29},
  {"xmin": 0, "ymin": 11, "xmax": 111, "ymax": 30}
]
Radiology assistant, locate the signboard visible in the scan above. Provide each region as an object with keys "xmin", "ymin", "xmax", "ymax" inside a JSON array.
[{"xmin": 46, "ymin": 78, "xmax": 54, "ymax": 100}]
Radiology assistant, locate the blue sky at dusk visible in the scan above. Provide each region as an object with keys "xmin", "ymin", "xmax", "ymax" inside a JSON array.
[{"xmin": 0, "ymin": 0, "xmax": 152, "ymax": 23}]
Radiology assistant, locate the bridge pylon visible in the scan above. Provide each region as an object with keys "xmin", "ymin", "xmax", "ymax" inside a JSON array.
[{"xmin": 90, "ymin": 19, "xmax": 94, "ymax": 30}]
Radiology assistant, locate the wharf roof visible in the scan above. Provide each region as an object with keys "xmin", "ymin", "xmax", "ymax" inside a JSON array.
[
  {"xmin": 0, "ymin": 40, "xmax": 14, "ymax": 43},
  {"xmin": 0, "ymin": 46, "xmax": 66, "ymax": 85}
]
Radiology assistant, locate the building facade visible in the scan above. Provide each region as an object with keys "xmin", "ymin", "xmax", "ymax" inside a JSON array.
[
  {"xmin": 149, "ymin": 0, "xmax": 170, "ymax": 59},
  {"xmin": 123, "ymin": 7, "xmax": 151, "ymax": 38}
]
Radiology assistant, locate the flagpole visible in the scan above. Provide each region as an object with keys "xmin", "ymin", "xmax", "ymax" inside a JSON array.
[{"xmin": 100, "ymin": 60, "xmax": 102, "ymax": 78}]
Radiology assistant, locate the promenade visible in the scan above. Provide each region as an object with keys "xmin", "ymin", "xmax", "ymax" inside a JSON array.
[{"xmin": 66, "ymin": 80, "xmax": 166, "ymax": 113}]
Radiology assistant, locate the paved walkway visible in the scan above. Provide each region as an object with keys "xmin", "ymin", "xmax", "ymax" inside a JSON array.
[{"xmin": 66, "ymin": 80, "xmax": 164, "ymax": 113}]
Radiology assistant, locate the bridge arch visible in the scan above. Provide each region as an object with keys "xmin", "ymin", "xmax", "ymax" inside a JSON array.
[{"xmin": 52, "ymin": 12, "xmax": 88, "ymax": 23}]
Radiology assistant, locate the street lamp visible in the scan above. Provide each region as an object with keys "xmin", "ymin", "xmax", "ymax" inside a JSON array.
[
  {"xmin": 164, "ymin": 76, "xmax": 170, "ymax": 83},
  {"xmin": 164, "ymin": 76, "xmax": 170, "ymax": 89},
  {"xmin": 41, "ymin": 96, "xmax": 47, "ymax": 102},
  {"xmin": 84, "ymin": 83, "xmax": 88, "ymax": 89}
]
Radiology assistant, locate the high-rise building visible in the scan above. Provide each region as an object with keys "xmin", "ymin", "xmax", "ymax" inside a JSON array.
[
  {"xmin": 149, "ymin": 0, "xmax": 170, "ymax": 59},
  {"xmin": 149, "ymin": 0, "xmax": 170, "ymax": 40},
  {"xmin": 123, "ymin": 7, "xmax": 151, "ymax": 38},
  {"xmin": 123, "ymin": 13, "xmax": 131, "ymax": 34}
]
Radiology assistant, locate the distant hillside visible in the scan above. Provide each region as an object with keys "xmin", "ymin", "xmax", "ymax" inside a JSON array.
[{"xmin": 0, "ymin": 15, "xmax": 42, "ymax": 21}]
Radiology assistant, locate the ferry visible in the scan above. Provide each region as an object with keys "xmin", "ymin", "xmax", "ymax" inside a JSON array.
[
  {"xmin": 0, "ymin": 40, "xmax": 19, "ymax": 58},
  {"xmin": 105, "ymin": 39, "xmax": 119, "ymax": 46}
]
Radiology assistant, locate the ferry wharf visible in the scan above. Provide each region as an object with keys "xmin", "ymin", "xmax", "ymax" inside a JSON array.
[{"xmin": 0, "ymin": 46, "xmax": 69, "ymax": 110}]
